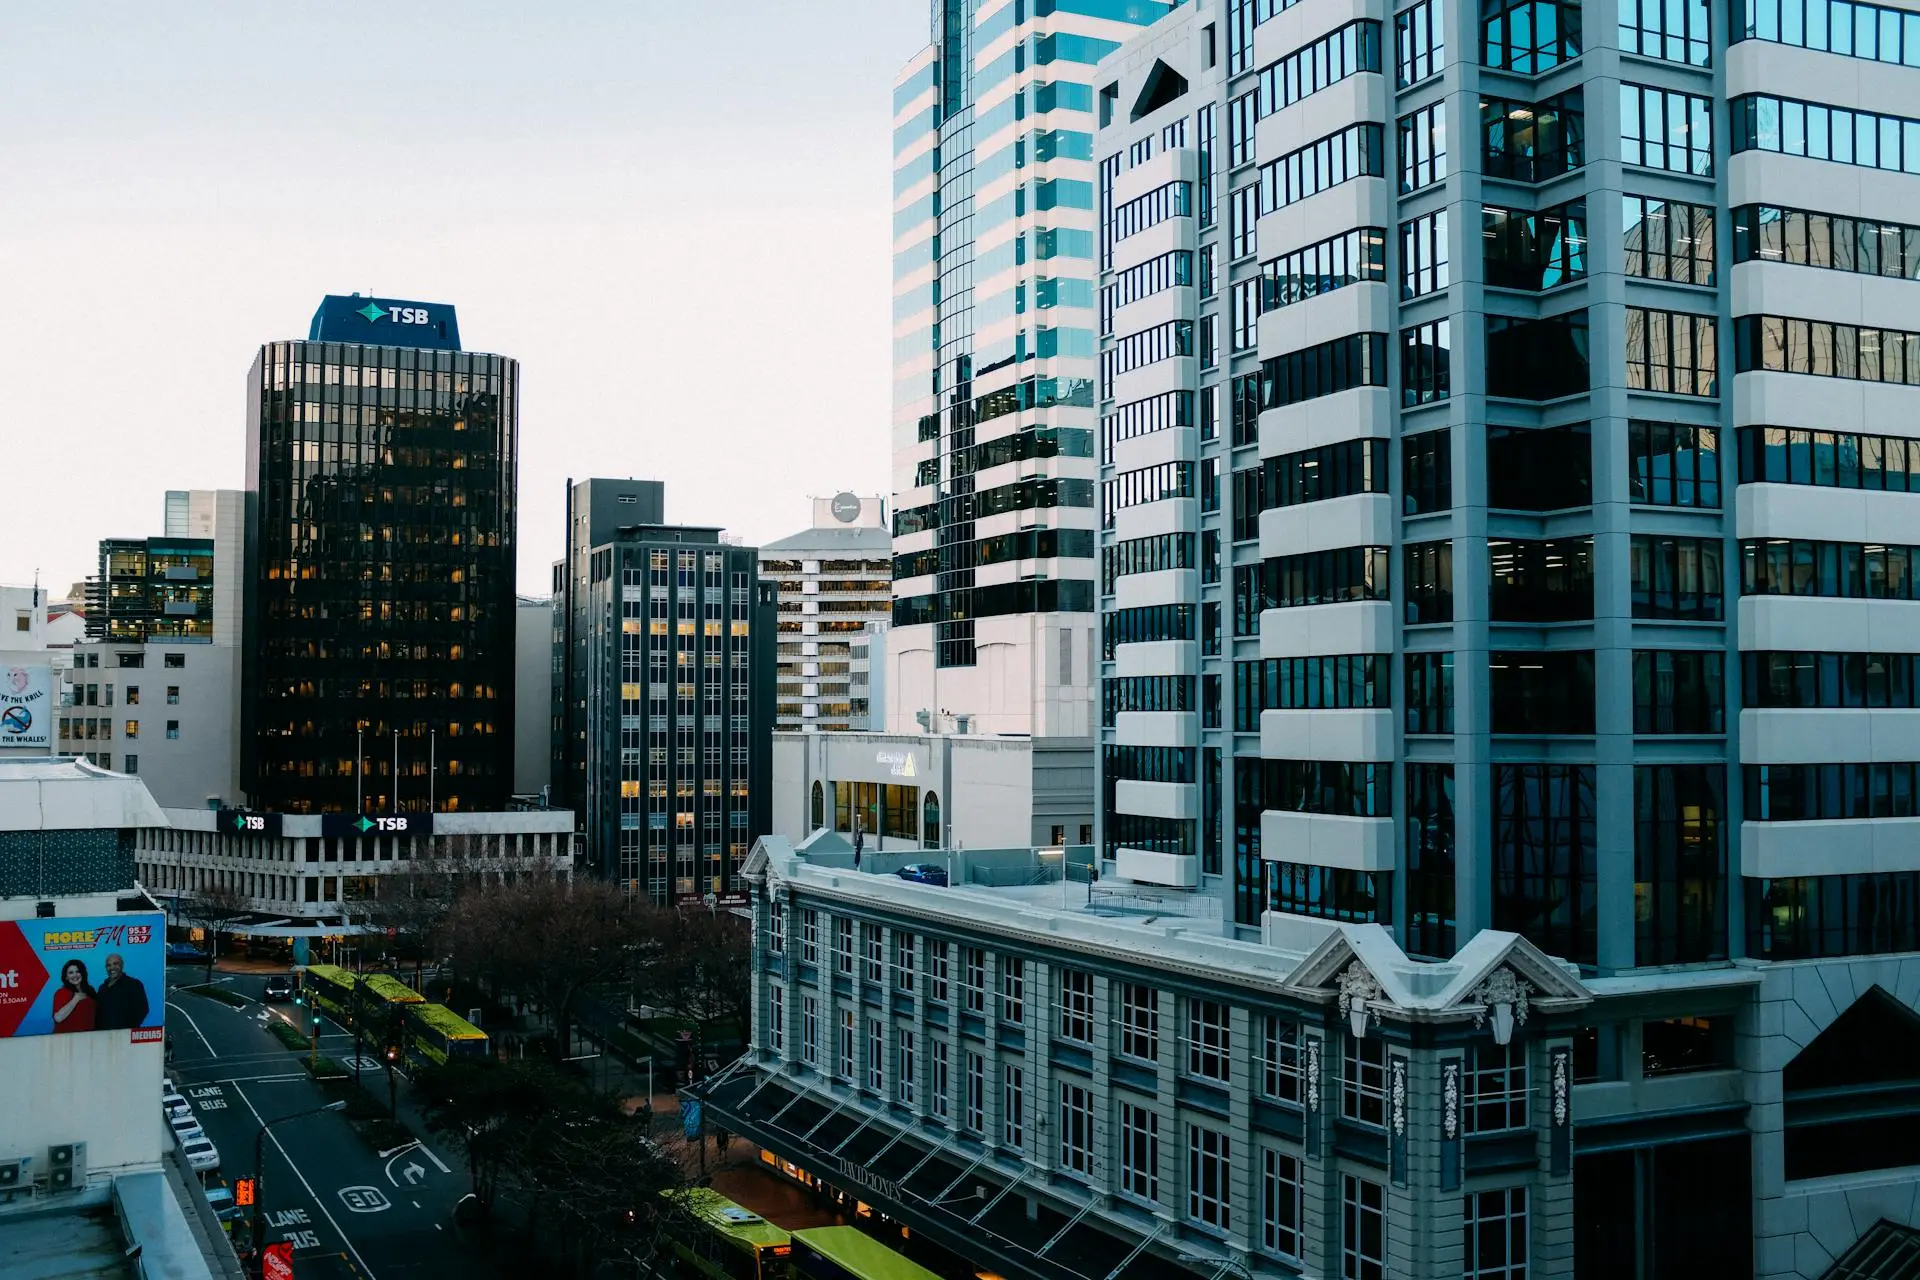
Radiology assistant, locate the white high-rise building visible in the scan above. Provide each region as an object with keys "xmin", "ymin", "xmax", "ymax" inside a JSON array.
[
  {"xmin": 759, "ymin": 494, "xmax": 893, "ymax": 733},
  {"xmin": 887, "ymin": 0, "xmax": 1179, "ymax": 739}
]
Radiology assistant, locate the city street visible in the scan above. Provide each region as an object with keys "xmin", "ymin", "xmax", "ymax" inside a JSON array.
[{"xmin": 162, "ymin": 967, "xmax": 492, "ymax": 1280}]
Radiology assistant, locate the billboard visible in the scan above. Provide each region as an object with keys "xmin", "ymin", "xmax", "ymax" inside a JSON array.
[
  {"xmin": 0, "ymin": 664, "xmax": 54, "ymax": 750},
  {"xmin": 0, "ymin": 913, "xmax": 164, "ymax": 1040}
]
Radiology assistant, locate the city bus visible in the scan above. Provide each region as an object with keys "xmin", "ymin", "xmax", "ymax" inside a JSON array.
[
  {"xmin": 298, "ymin": 965, "xmax": 357, "ymax": 1024},
  {"xmin": 789, "ymin": 1228, "xmax": 940, "ymax": 1280},
  {"xmin": 668, "ymin": 1189, "xmax": 791, "ymax": 1280},
  {"xmin": 400, "ymin": 1002, "xmax": 489, "ymax": 1069},
  {"xmin": 358, "ymin": 972, "xmax": 425, "ymax": 1010}
]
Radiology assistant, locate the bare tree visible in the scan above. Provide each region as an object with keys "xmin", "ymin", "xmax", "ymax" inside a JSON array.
[
  {"xmin": 636, "ymin": 907, "xmax": 750, "ymax": 1034},
  {"xmin": 176, "ymin": 883, "xmax": 254, "ymax": 979},
  {"xmin": 361, "ymin": 834, "xmax": 505, "ymax": 979}
]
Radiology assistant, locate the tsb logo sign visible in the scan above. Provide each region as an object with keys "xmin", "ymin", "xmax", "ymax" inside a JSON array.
[{"xmin": 390, "ymin": 307, "xmax": 430, "ymax": 325}]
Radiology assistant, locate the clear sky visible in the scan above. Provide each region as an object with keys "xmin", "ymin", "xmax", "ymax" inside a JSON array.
[{"xmin": 0, "ymin": 2, "xmax": 926, "ymax": 597}]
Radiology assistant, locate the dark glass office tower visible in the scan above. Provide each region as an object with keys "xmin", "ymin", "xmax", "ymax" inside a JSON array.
[{"xmin": 242, "ymin": 295, "xmax": 516, "ymax": 814}]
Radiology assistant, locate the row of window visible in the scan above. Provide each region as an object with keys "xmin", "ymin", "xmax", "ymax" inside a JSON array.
[
  {"xmin": 1733, "ymin": 204, "xmax": 1920, "ymax": 281},
  {"xmin": 1732, "ymin": 94, "xmax": 1920, "ymax": 176},
  {"xmin": 1102, "ymin": 319, "xmax": 1193, "ymax": 384},
  {"xmin": 1255, "ymin": 123, "xmax": 1386, "ymax": 218},
  {"xmin": 1485, "ymin": 199, "xmax": 1586, "ymax": 291},
  {"xmin": 1257, "ymin": 20, "xmax": 1381, "ymax": 120},
  {"xmin": 1101, "ymin": 250, "xmax": 1192, "ymax": 334},
  {"xmin": 1263, "ymin": 546, "xmax": 1392, "ymax": 610},
  {"xmin": 1101, "ymin": 532, "xmax": 1195, "ymax": 590},
  {"xmin": 1744, "ymin": 651, "xmax": 1920, "ymax": 708},
  {"xmin": 1262, "ymin": 227, "xmax": 1386, "ymax": 313},
  {"xmin": 1232, "ymin": 655, "xmax": 1387, "ymax": 730},
  {"xmin": 1103, "ymin": 745, "xmax": 1195, "ymax": 785},
  {"xmin": 1103, "ymin": 461, "xmax": 1194, "ymax": 518},
  {"xmin": 1748, "ymin": 762, "xmax": 1920, "ymax": 821},
  {"xmin": 1734, "ymin": 314, "xmax": 1920, "ymax": 387},
  {"xmin": 1102, "ymin": 603, "xmax": 1196, "ymax": 658},
  {"xmin": 1102, "ymin": 390, "xmax": 1191, "ymax": 458},
  {"xmin": 1734, "ymin": 0, "xmax": 1920, "ymax": 66},
  {"xmin": 1743, "ymin": 539, "xmax": 1920, "ymax": 601},
  {"xmin": 1735, "ymin": 425, "xmax": 1920, "ymax": 492},
  {"xmin": 1101, "ymin": 676, "xmax": 1196, "ymax": 718},
  {"xmin": 1111, "ymin": 180, "xmax": 1192, "ymax": 242}
]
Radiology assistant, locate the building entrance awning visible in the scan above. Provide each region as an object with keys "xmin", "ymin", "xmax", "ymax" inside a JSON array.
[{"xmin": 695, "ymin": 1063, "xmax": 1264, "ymax": 1280}]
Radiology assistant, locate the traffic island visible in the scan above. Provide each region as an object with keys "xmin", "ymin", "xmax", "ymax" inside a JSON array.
[{"xmin": 306, "ymin": 1064, "xmax": 418, "ymax": 1154}]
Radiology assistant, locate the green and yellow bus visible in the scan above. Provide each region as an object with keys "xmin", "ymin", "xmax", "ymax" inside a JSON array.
[
  {"xmin": 400, "ymin": 1002, "xmax": 489, "ymax": 1069},
  {"xmin": 299, "ymin": 965, "xmax": 357, "ymax": 1024},
  {"xmin": 789, "ymin": 1228, "xmax": 940, "ymax": 1280},
  {"xmin": 359, "ymin": 972, "xmax": 425, "ymax": 1010},
  {"xmin": 669, "ymin": 1190, "xmax": 791, "ymax": 1280}
]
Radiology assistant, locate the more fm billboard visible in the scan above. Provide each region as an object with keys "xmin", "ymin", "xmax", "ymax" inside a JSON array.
[
  {"xmin": 0, "ymin": 913, "xmax": 164, "ymax": 1042},
  {"xmin": 0, "ymin": 663, "xmax": 54, "ymax": 750}
]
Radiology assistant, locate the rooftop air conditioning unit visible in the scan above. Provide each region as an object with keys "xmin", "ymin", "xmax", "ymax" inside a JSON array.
[
  {"xmin": 47, "ymin": 1143, "xmax": 85, "ymax": 1191},
  {"xmin": 0, "ymin": 1157, "xmax": 28, "ymax": 1190}
]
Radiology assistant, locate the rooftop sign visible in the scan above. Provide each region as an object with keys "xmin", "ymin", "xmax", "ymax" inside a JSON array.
[{"xmin": 308, "ymin": 295, "xmax": 461, "ymax": 351}]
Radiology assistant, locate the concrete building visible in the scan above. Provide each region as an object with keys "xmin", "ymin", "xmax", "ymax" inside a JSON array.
[
  {"xmin": 0, "ymin": 757, "xmax": 232, "ymax": 1278},
  {"xmin": 1066, "ymin": 0, "xmax": 1920, "ymax": 1272},
  {"xmin": 887, "ymin": 0, "xmax": 1179, "ymax": 742},
  {"xmin": 760, "ymin": 494, "xmax": 892, "ymax": 733},
  {"xmin": 772, "ymin": 729, "xmax": 1094, "ymax": 854},
  {"xmin": 243, "ymin": 296, "xmax": 517, "ymax": 815},
  {"xmin": 514, "ymin": 595, "xmax": 553, "ymax": 798},
  {"xmin": 552, "ymin": 479, "xmax": 775, "ymax": 902},
  {"xmin": 58, "ymin": 491, "xmax": 244, "ymax": 807},
  {"xmin": 134, "ymin": 806, "xmax": 578, "ymax": 963}
]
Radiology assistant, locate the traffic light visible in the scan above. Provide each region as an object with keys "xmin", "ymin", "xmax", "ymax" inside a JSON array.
[{"xmin": 234, "ymin": 1177, "xmax": 255, "ymax": 1207}]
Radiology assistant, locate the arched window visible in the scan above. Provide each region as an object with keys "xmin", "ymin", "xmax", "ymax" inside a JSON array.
[
  {"xmin": 811, "ymin": 781, "xmax": 825, "ymax": 832},
  {"xmin": 923, "ymin": 792, "xmax": 942, "ymax": 849}
]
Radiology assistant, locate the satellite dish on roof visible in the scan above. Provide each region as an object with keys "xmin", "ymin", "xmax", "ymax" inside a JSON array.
[{"xmin": 830, "ymin": 492, "xmax": 862, "ymax": 523}]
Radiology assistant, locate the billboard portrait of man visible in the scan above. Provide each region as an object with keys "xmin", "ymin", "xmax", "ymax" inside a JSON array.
[{"xmin": 94, "ymin": 952, "xmax": 150, "ymax": 1031}]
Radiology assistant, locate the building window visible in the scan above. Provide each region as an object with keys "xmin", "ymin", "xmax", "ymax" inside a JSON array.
[
  {"xmin": 124, "ymin": 720, "xmax": 139, "ymax": 739},
  {"xmin": 1342, "ymin": 1034, "xmax": 1387, "ymax": 1126},
  {"xmin": 1491, "ymin": 651, "xmax": 1596, "ymax": 735},
  {"xmin": 1231, "ymin": 184, "xmax": 1261, "ymax": 259},
  {"xmin": 800, "ymin": 910, "xmax": 818, "ymax": 964},
  {"xmin": 768, "ymin": 908, "xmax": 785, "ymax": 955},
  {"xmin": 1261, "ymin": 1015, "xmax": 1304, "ymax": 1103},
  {"xmin": 1000, "ymin": 957, "xmax": 1025, "ymax": 1024},
  {"xmin": 962, "ymin": 946, "xmax": 986, "ymax": 1013},
  {"xmin": 1186, "ymin": 999, "xmax": 1230, "ymax": 1081},
  {"xmin": 1629, "ymin": 535, "xmax": 1724, "ymax": 620},
  {"xmin": 834, "ymin": 916, "xmax": 854, "ymax": 975},
  {"xmin": 1486, "ymin": 311, "xmax": 1590, "ymax": 399},
  {"xmin": 1001, "ymin": 1063, "xmax": 1026, "ymax": 1149},
  {"xmin": 864, "ymin": 926, "xmax": 884, "ymax": 983},
  {"xmin": 1406, "ymin": 763, "xmax": 1457, "ymax": 957},
  {"xmin": 1263, "ymin": 1149, "xmax": 1304, "ymax": 1258},
  {"xmin": 1405, "ymin": 540, "xmax": 1454, "ymax": 624},
  {"xmin": 1622, "ymin": 0, "xmax": 1709, "ymax": 60},
  {"xmin": 894, "ymin": 932, "xmax": 915, "ymax": 990},
  {"xmin": 1623, "ymin": 196, "xmax": 1715, "ymax": 285},
  {"xmin": 1484, "ymin": 0, "xmax": 1582, "ymax": 70},
  {"xmin": 1060, "ymin": 968, "xmax": 1094, "ymax": 1044},
  {"xmin": 1636, "ymin": 764, "xmax": 1728, "ymax": 964},
  {"xmin": 1490, "ymin": 537, "xmax": 1596, "ymax": 622},
  {"xmin": 1264, "ymin": 439, "xmax": 1390, "ymax": 513},
  {"xmin": 1119, "ymin": 1101, "xmax": 1160, "ymax": 1203},
  {"xmin": 165, "ymin": 653, "xmax": 184, "ymax": 669},
  {"xmin": 123, "ymin": 755, "xmax": 137, "ymax": 774},
  {"xmin": 1464, "ymin": 1187, "xmax": 1530, "ymax": 1279},
  {"xmin": 124, "ymin": 686, "xmax": 139, "ymax": 706},
  {"xmin": 1396, "ymin": 0, "xmax": 1445, "ymax": 85},
  {"xmin": 1404, "ymin": 429, "xmax": 1451, "ymax": 515},
  {"xmin": 929, "ymin": 941, "xmax": 948, "ymax": 1001},
  {"xmin": 1747, "ymin": 871, "xmax": 1920, "ymax": 960},
  {"xmin": 1483, "ymin": 201, "xmax": 1588, "ymax": 290},
  {"xmin": 1263, "ymin": 228, "xmax": 1387, "ymax": 312},
  {"xmin": 802, "ymin": 996, "xmax": 819, "ymax": 1065},
  {"xmin": 769, "ymin": 985, "xmax": 785, "ymax": 1053},
  {"xmin": 1406, "ymin": 653, "xmax": 1454, "ymax": 735},
  {"xmin": 931, "ymin": 1039, "xmax": 950, "ymax": 1118},
  {"xmin": 1632, "ymin": 650, "xmax": 1725, "ymax": 734},
  {"xmin": 165, "ymin": 721, "xmax": 180, "ymax": 740},
  {"xmin": 1258, "ymin": 19, "xmax": 1381, "ymax": 119},
  {"xmin": 1630, "ymin": 422, "xmax": 1719, "ymax": 506},
  {"xmin": 868, "ymin": 1018, "xmax": 885, "ymax": 1092},
  {"xmin": 1187, "ymin": 1126, "xmax": 1231, "ymax": 1231},
  {"xmin": 1059, "ymin": 1081, "xmax": 1094, "ymax": 1176},
  {"xmin": 1257, "ymin": 123, "xmax": 1387, "ymax": 217},
  {"xmin": 1732, "ymin": 204, "xmax": 1920, "ymax": 280},
  {"xmin": 1398, "ymin": 103, "xmax": 1447, "ymax": 192},
  {"xmin": 1466, "ymin": 1042, "xmax": 1531, "ymax": 1133},
  {"xmin": 897, "ymin": 1028, "xmax": 916, "ymax": 1105},
  {"xmin": 1494, "ymin": 763, "xmax": 1598, "ymax": 966},
  {"xmin": 1232, "ymin": 278, "xmax": 1260, "ymax": 351},
  {"xmin": 1199, "ymin": 314, "xmax": 1219, "ymax": 371},
  {"xmin": 1733, "ymin": 93, "xmax": 1920, "ymax": 176},
  {"xmin": 1265, "ymin": 760, "xmax": 1392, "ymax": 818},
  {"xmin": 964, "ymin": 1051, "xmax": 986, "ymax": 1132},
  {"xmin": 1743, "ymin": 652, "xmax": 1920, "ymax": 710},
  {"xmin": 1120, "ymin": 982, "xmax": 1159, "ymax": 1061},
  {"xmin": 1735, "ymin": 426, "xmax": 1920, "ymax": 491},
  {"xmin": 1733, "ymin": 313, "xmax": 1920, "ymax": 386},
  {"xmin": 1401, "ymin": 320, "xmax": 1452, "ymax": 406},
  {"xmin": 1482, "ymin": 91, "xmax": 1585, "ymax": 182},
  {"xmin": 1342, "ymin": 1176, "xmax": 1387, "ymax": 1280},
  {"xmin": 1401, "ymin": 210, "xmax": 1449, "ymax": 299},
  {"xmin": 1270, "ymin": 864, "xmax": 1384, "ymax": 923},
  {"xmin": 1622, "ymin": 84, "xmax": 1713, "ymax": 174},
  {"xmin": 1488, "ymin": 424, "xmax": 1592, "ymax": 511},
  {"xmin": 839, "ymin": 1009, "xmax": 856, "ymax": 1080},
  {"xmin": 1625, "ymin": 307, "xmax": 1718, "ymax": 396}
]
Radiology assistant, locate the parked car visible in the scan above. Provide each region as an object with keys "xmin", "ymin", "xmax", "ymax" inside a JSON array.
[
  {"xmin": 203, "ymin": 1185, "xmax": 242, "ymax": 1233},
  {"xmin": 163, "ymin": 1091, "xmax": 191, "ymax": 1120},
  {"xmin": 169, "ymin": 1112, "xmax": 205, "ymax": 1144},
  {"xmin": 896, "ymin": 862, "xmax": 949, "ymax": 886},
  {"xmin": 181, "ymin": 1136, "xmax": 220, "ymax": 1174},
  {"xmin": 167, "ymin": 942, "xmax": 210, "ymax": 963},
  {"xmin": 262, "ymin": 975, "xmax": 293, "ymax": 1002}
]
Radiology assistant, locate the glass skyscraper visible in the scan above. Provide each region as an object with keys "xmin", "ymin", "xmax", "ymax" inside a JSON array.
[
  {"xmin": 888, "ymin": 0, "xmax": 1178, "ymax": 737},
  {"xmin": 243, "ymin": 296, "xmax": 516, "ymax": 815}
]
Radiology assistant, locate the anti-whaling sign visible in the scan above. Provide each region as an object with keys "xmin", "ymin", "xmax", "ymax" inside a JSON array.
[{"xmin": 0, "ymin": 665, "xmax": 53, "ymax": 750}]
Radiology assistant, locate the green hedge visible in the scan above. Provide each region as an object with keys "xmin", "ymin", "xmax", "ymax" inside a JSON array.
[
  {"xmin": 267, "ymin": 1020, "xmax": 308, "ymax": 1051},
  {"xmin": 191, "ymin": 985, "xmax": 249, "ymax": 1009},
  {"xmin": 305, "ymin": 1055, "xmax": 347, "ymax": 1080}
]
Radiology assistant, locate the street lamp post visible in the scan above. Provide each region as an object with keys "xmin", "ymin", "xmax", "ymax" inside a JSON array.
[{"xmin": 249, "ymin": 1101, "xmax": 348, "ymax": 1265}]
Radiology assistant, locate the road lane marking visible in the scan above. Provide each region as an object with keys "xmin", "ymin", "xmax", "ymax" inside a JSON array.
[
  {"xmin": 229, "ymin": 1082, "xmax": 380, "ymax": 1279},
  {"xmin": 339, "ymin": 1186, "xmax": 392, "ymax": 1213},
  {"xmin": 419, "ymin": 1144, "xmax": 450, "ymax": 1174},
  {"xmin": 165, "ymin": 1000, "xmax": 213, "ymax": 1054}
]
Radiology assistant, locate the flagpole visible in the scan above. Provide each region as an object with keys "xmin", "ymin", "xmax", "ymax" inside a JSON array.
[
  {"xmin": 392, "ymin": 730, "xmax": 399, "ymax": 815},
  {"xmin": 356, "ymin": 728, "xmax": 364, "ymax": 813}
]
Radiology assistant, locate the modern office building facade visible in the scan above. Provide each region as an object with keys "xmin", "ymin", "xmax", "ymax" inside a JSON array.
[
  {"xmin": 242, "ymin": 296, "xmax": 517, "ymax": 815},
  {"xmin": 888, "ymin": 0, "xmax": 1184, "ymax": 739},
  {"xmin": 57, "ymin": 491, "xmax": 244, "ymax": 807},
  {"xmin": 761, "ymin": 494, "xmax": 893, "ymax": 733},
  {"xmin": 1077, "ymin": 0, "xmax": 1920, "ymax": 1272},
  {"xmin": 552, "ymin": 479, "xmax": 775, "ymax": 902}
]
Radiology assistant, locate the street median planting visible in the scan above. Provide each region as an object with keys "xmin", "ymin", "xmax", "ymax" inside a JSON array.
[
  {"xmin": 267, "ymin": 1020, "xmax": 308, "ymax": 1051},
  {"xmin": 303, "ymin": 1054, "xmax": 348, "ymax": 1081},
  {"xmin": 186, "ymin": 984, "xmax": 249, "ymax": 1009},
  {"xmin": 314, "ymin": 1068, "xmax": 419, "ymax": 1155}
]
